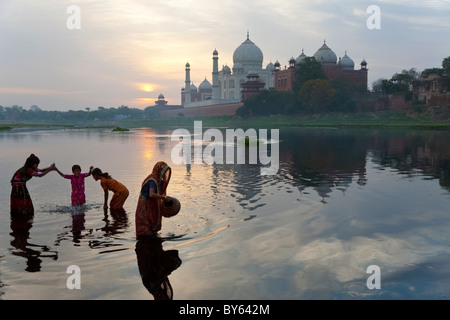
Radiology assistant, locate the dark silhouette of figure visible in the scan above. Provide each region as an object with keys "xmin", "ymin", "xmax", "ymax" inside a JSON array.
[
  {"xmin": 135, "ymin": 236, "xmax": 182, "ymax": 300},
  {"xmin": 9, "ymin": 215, "xmax": 58, "ymax": 272}
]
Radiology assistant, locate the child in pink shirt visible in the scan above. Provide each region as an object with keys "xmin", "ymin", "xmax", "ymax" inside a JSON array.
[{"xmin": 56, "ymin": 164, "xmax": 93, "ymax": 206}]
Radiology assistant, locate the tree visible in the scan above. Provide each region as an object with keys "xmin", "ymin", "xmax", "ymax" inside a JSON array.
[
  {"xmin": 237, "ymin": 89, "xmax": 292, "ymax": 117},
  {"xmin": 299, "ymin": 79, "xmax": 334, "ymax": 113},
  {"xmin": 372, "ymin": 72, "xmax": 411, "ymax": 97},
  {"xmin": 331, "ymin": 75, "xmax": 358, "ymax": 112},
  {"xmin": 396, "ymin": 68, "xmax": 419, "ymax": 91},
  {"xmin": 371, "ymin": 78, "xmax": 386, "ymax": 94},
  {"xmin": 294, "ymin": 57, "xmax": 326, "ymax": 93},
  {"xmin": 442, "ymin": 56, "xmax": 450, "ymax": 75},
  {"xmin": 421, "ymin": 68, "xmax": 444, "ymax": 76}
]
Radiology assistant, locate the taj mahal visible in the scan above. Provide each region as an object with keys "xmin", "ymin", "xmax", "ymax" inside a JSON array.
[{"xmin": 180, "ymin": 32, "xmax": 368, "ymax": 108}]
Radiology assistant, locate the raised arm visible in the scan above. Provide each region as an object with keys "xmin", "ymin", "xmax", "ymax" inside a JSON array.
[
  {"xmin": 85, "ymin": 166, "xmax": 94, "ymax": 177},
  {"xmin": 54, "ymin": 167, "xmax": 66, "ymax": 178},
  {"xmin": 35, "ymin": 163, "xmax": 56, "ymax": 177}
]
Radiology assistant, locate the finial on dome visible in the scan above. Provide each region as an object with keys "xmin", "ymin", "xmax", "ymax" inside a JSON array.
[{"xmin": 247, "ymin": 30, "xmax": 249, "ymax": 40}]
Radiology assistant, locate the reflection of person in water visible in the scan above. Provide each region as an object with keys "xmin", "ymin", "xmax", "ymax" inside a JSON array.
[
  {"xmin": 54, "ymin": 209, "xmax": 88, "ymax": 247},
  {"xmin": 10, "ymin": 215, "xmax": 58, "ymax": 272},
  {"xmin": 135, "ymin": 237, "xmax": 182, "ymax": 300}
]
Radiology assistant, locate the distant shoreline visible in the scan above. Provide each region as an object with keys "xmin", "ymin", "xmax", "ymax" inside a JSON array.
[{"xmin": 1, "ymin": 109, "xmax": 450, "ymax": 131}]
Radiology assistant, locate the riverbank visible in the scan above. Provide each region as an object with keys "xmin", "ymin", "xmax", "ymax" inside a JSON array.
[{"xmin": 2, "ymin": 109, "xmax": 450, "ymax": 131}]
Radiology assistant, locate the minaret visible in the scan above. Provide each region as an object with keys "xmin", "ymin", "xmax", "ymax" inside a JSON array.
[
  {"xmin": 212, "ymin": 49, "xmax": 220, "ymax": 100},
  {"xmin": 184, "ymin": 62, "xmax": 191, "ymax": 107}
]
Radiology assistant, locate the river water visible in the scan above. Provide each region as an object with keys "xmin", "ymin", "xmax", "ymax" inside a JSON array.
[{"xmin": 0, "ymin": 125, "xmax": 450, "ymax": 300}]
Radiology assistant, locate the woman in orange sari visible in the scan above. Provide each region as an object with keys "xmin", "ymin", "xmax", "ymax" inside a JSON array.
[
  {"xmin": 92, "ymin": 168, "xmax": 129, "ymax": 211},
  {"xmin": 135, "ymin": 161, "xmax": 172, "ymax": 238}
]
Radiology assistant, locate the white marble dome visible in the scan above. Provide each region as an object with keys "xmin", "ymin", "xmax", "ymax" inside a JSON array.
[
  {"xmin": 199, "ymin": 78, "xmax": 212, "ymax": 90},
  {"xmin": 222, "ymin": 65, "xmax": 232, "ymax": 74},
  {"xmin": 232, "ymin": 33, "xmax": 263, "ymax": 70}
]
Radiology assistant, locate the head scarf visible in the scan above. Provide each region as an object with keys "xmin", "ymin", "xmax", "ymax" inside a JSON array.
[
  {"xmin": 143, "ymin": 161, "xmax": 171, "ymax": 196},
  {"xmin": 135, "ymin": 161, "xmax": 172, "ymax": 237}
]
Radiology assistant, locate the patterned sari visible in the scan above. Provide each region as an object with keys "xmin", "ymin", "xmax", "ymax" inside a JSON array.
[
  {"xmin": 10, "ymin": 167, "xmax": 37, "ymax": 216},
  {"xmin": 135, "ymin": 161, "xmax": 171, "ymax": 237}
]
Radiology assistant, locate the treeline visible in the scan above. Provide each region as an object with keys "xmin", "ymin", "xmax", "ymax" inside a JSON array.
[
  {"xmin": 237, "ymin": 56, "xmax": 450, "ymax": 117},
  {"xmin": 0, "ymin": 105, "xmax": 160, "ymax": 122},
  {"xmin": 372, "ymin": 57, "xmax": 450, "ymax": 98}
]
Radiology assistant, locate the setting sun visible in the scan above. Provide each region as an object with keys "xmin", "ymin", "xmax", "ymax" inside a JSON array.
[
  {"xmin": 137, "ymin": 83, "xmax": 158, "ymax": 92},
  {"xmin": 143, "ymin": 84, "xmax": 153, "ymax": 92}
]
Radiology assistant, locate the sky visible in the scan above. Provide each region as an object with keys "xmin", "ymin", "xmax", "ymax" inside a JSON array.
[{"xmin": 0, "ymin": 0, "xmax": 449, "ymax": 111}]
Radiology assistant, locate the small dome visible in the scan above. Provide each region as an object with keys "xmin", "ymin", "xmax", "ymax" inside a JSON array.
[
  {"xmin": 222, "ymin": 65, "xmax": 231, "ymax": 74},
  {"xmin": 296, "ymin": 49, "xmax": 307, "ymax": 64},
  {"xmin": 232, "ymin": 62, "xmax": 243, "ymax": 73},
  {"xmin": 232, "ymin": 32, "xmax": 263, "ymax": 70},
  {"xmin": 190, "ymin": 83, "xmax": 197, "ymax": 92},
  {"xmin": 266, "ymin": 62, "xmax": 274, "ymax": 71},
  {"xmin": 313, "ymin": 40, "xmax": 337, "ymax": 65},
  {"xmin": 158, "ymin": 93, "xmax": 165, "ymax": 99},
  {"xmin": 199, "ymin": 78, "xmax": 212, "ymax": 90},
  {"xmin": 340, "ymin": 51, "xmax": 354, "ymax": 70}
]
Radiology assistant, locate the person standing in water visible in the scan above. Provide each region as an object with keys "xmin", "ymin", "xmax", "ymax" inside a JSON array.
[
  {"xmin": 10, "ymin": 154, "xmax": 55, "ymax": 216},
  {"xmin": 55, "ymin": 164, "xmax": 94, "ymax": 206},
  {"xmin": 135, "ymin": 161, "xmax": 174, "ymax": 238},
  {"xmin": 91, "ymin": 168, "xmax": 129, "ymax": 212}
]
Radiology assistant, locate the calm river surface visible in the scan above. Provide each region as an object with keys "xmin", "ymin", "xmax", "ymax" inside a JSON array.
[{"xmin": 1, "ymin": 125, "xmax": 450, "ymax": 300}]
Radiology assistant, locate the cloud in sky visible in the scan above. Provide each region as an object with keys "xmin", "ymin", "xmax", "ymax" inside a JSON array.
[{"xmin": 0, "ymin": 0, "xmax": 449, "ymax": 111}]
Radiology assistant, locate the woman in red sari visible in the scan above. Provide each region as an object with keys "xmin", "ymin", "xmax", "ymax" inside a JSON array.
[
  {"xmin": 135, "ymin": 161, "xmax": 173, "ymax": 238},
  {"xmin": 10, "ymin": 154, "xmax": 55, "ymax": 216}
]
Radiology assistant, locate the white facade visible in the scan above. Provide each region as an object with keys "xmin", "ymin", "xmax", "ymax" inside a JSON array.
[
  {"xmin": 218, "ymin": 33, "xmax": 275, "ymax": 101},
  {"xmin": 183, "ymin": 32, "xmax": 275, "ymax": 107}
]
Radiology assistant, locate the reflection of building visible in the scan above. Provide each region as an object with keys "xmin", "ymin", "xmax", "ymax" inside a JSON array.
[
  {"xmin": 275, "ymin": 41, "xmax": 368, "ymax": 93},
  {"xmin": 413, "ymin": 74, "xmax": 450, "ymax": 106}
]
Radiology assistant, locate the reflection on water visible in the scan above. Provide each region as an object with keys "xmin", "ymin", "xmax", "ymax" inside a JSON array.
[
  {"xmin": 0, "ymin": 127, "xmax": 450, "ymax": 299},
  {"xmin": 9, "ymin": 215, "xmax": 58, "ymax": 272},
  {"xmin": 135, "ymin": 237, "xmax": 182, "ymax": 300}
]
